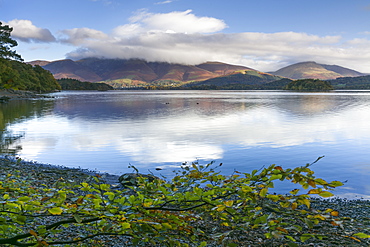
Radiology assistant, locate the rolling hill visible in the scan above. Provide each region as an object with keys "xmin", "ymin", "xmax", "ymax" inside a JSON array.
[
  {"xmin": 185, "ymin": 70, "xmax": 283, "ymax": 89},
  {"xmin": 271, "ymin": 61, "xmax": 364, "ymax": 80},
  {"xmin": 30, "ymin": 58, "xmax": 367, "ymax": 89},
  {"xmin": 35, "ymin": 58, "xmax": 255, "ymax": 88}
]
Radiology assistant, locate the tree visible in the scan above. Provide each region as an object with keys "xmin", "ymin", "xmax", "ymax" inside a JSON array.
[
  {"xmin": 0, "ymin": 22, "xmax": 23, "ymax": 61},
  {"xmin": 0, "ymin": 157, "xmax": 369, "ymax": 246},
  {"xmin": 284, "ymin": 79, "xmax": 334, "ymax": 91}
]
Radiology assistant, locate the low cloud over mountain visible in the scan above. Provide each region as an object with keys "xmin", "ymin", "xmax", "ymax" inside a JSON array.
[{"xmin": 6, "ymin": 8, "xmax": 370, "ymax": 73}]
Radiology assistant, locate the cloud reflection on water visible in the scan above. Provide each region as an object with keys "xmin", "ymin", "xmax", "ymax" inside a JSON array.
[
  {"xmin": 9, "ymin": 92, "xmax": 370, "ymax": 164},
  {"xmin": 6, "ymin": 91, "xmax": 370, "ymax": 198}
]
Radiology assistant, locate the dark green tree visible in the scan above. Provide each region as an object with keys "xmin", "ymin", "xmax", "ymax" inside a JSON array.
[
  {"xmin": 0, "ymin": 22, "xmax": 23, "ymax": 61},
  {"xmin": 284, "ymin": 79, "xmax": 334, "ymax": 91}
]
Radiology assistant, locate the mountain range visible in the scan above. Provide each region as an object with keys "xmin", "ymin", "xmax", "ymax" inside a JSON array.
[
  {"xmin": 29, "ymin": 58, "xmax": 365, "ymax": 88},
  {"xmin": 29, "ymin": 58, "xmax": 254, "ymax": 87},
  {"xmin": 270, "ymin": 61, "xmax": 363, "ymax": 80}
]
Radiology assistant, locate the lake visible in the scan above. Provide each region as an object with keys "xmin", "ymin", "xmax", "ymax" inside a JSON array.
[{"xmin": 2, "ymin": 90, "xmax": 370, "ymax": 198}]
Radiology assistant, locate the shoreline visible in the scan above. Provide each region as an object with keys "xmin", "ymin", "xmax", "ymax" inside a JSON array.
[
  {"xmin": 2, "ymin": 155, "xmax": 369, "ymax": 201},
  {"xmin": 0, "ymin": 89, "xmax": 55, "ymax": 101},
  {"xmin": 1, "ymin": 155, "xmax": 370, "ymax": 246},
  {"xmin": 0, "ymin": 155, "xmax": 121, "ymax": 186}
]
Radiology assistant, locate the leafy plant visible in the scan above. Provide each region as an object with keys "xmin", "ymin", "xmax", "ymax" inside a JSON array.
[{"xmin": 0, "ymin": 157, "xmax": 368, "ymax": 246}]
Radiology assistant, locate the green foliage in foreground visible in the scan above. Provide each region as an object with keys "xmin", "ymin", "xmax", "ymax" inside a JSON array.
[
  {"xmin": 284, "ymin": 79, "xmax": 334, "ymax": 91},
  {"xmin": 0, "ymin": 59, "xmax": 61, "ymax": 92},
  {"xmin": 57, "ymin": 78, "xmax": 114, "ymax": 91},
  {"xmin": 0, "ymin": 158, "xmax": 369, "ymax": 246}
]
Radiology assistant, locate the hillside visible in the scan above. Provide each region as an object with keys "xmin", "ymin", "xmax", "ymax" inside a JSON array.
[
  {"xmin": 38, "ymin": 58, "xmax": 255, "ymax": 88},
  {"xmin": 330, "ymin": 75, "xmax": 370, "ymax": 89},
  {"xmin": 0, "ymin": 59, "xmax": 61, "ymax": 93},
  {"xmin": 271, "ymin": 61, "xmax": 363, "ymax": 80},
  {"xmin": 184, "ymin": 70, "xmax": 282, "ymax": 89},
  {"xmin": 32, "ymin": 58, "xmax": 368, "ymax": 89}
]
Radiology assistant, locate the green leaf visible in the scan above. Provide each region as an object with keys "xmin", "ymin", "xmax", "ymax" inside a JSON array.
[
  {"xmin": 300, "ymin": 234, "xmax": 313, "ymax": 242},
  {"xmin": 104, "ymin": 192, "xmax": 115, "ymax": 200},
  {"xmin": 199, "ymin": 241, "xmax": 207, "ymax": 247},
  {"xmin": 353, "ymin": 232, "xmax": 370, "ymax": 238},
  {"xmin": 259, "ymin": 188, "xmax": 268, "ymax": 197},
  {"xmin": 81, "ymin": 182, "xmax": 89, "ymax": 188},
  {"xmin": 318, "ymin": 191, "xmax": 334, "ymax": 198},
  {"xmin": 18, "ymin": 196, "xmax": 31, "ymax": 202},
  {"xmin": 16, "ymin": 215, "xmax": 26, "ymax": 224},
  {"xmin": 74, "ymin": 214, "xmax": 82, "ymax": 223},
  {"xmin": 304, "ymin": 218, "xmax": 313, "ymax": 229},
  {"xmin": 330, "ymin": 181, "xmax": 344, "ymax": 187},
  {"xmin": 48, "ymin": 207, "xmax": 63, "ymax": 215},
  {"xmin": 241, "ymin": 186, "xmax": 252, "ymax": 193},
  {"xmin": 99, "ymin": 184, "xmax": 111, "ymax": 191},
  {"xmin": 287, "ymin": 242, "xmax": 298, "ymax": 247},
  {"xmin": 266, "ymin": 194, "xmax": 280, "ymax": 202},
  {"xmin": 121, "ymin": 222, "xmax": 131, "ymax": 229},
  {"xmin": 162, "ymin": 223, "xmax": 172, "ymax": 229},
  {"xmin": 315, "ymin": 178, "xmax": 327, "ymax": 185},
  {"xmin": 286, "ymin": 235, "xmax": 297, "ymax": 242},
  {"xmin": 270, "ymin": 174, "xmax": 282, "ymax": 180},
  {"xmin": 290, "ymin": 189, "xmax": 299, "ymax": 195}
]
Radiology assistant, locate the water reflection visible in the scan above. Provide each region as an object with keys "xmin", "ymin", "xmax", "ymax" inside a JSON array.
[
  {"xmin": 0, "ymin": 99, "xmax": 55, "ymax": 153},
  {"xmin": 2, "ymin": 91, "xmax": 370, "ymax": 198}
]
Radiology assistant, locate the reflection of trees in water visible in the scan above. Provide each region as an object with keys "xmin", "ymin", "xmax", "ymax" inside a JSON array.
[
  {"xmin": 0, "ymin": 99, "xmax": 55, "ymax": 154},
  {"xmin": 0, "ymin": 131, "xmax": 23, "ymax": 154},
  {"xmin": 274, "ymin": 94, "xmax": 356, "ymax": 117}
]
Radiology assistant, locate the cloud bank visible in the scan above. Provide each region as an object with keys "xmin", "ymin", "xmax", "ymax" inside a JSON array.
[
  {"xmin": 5, "ymin": 19, "xmax": 56, "ymax": 43},
  {"xmin": 6, "ymin": 9, "xmax": 370, "ymax": 72}
]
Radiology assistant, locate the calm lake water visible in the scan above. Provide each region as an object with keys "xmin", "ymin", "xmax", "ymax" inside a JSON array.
[{"xmin": 2, "ymin": 90, "xmax": 370, "ymax": 198}]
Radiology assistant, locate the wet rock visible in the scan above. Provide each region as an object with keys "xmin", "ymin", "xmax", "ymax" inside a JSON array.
[{"xmin": 0, "ymin": 96, "xmax": 11, "ymax": 103}]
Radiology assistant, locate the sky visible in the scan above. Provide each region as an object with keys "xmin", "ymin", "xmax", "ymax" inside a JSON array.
[{"xmin": 2, "ymin": 0, "xmax": 370, "ymax": 72}]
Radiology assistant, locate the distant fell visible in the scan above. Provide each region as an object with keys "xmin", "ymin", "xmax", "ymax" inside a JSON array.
[
  {"xmin": 27, "ymin": 60, "xmax": 51, "ymax": 67},
  {"xmin": 271, "ymin": 61, "xmax": 363, "ymax": 80},
  {"xmin": 43, "ymin": 59, "xmax": 103, "ymax": 82},
  {"xmin": 184, "ymin": 70, "xmax": 282, "ymax": 89},
  {"xmin": 38, "ymin": 58, "xmax": 255, "ymax": 87}
]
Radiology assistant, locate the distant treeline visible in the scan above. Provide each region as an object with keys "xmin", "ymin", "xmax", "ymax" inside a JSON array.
[
  {"xmin": 284, "ymin": 79, "xmax": 334, "ymax": 91},
  {"xmin": 329, "ymin": 75, "xmax": 370, "ymax": 89},
  {"xmin": 179, "ymin": 79, "xmax": 286, "ymax": 90},
  {"xmin": 0, "ymin": 58, "xmax": 61, "ymax": 92},
  {"xmin": 57, "ymin": 78, "xmax": 114, "ymax": 91}
]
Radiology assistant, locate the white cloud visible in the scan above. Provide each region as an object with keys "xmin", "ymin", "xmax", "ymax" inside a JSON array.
[
  {"xmin": 16, "ymin": 9, "xmax": 367, "ymax": 72},
  {"xmin": 136, "ymin": 9, "xmax": 227, "ymax": 34},
  {"xmin": 155, "ymin": 0, "xmax": 174, "ymax": 4},
  {"xmin": 64, "ymin": 28, "xmax": 350, "ymax": 71},
  {"xmin": 5, "ymin": 19, "xmax": 56, "ymax": 43},
  {"xmin": 60, "ymin": 28, "xmax": 109, "ymax": 45},
  {"xmin": 112, "ymin": 23, "xmax": 143, "ymax": 37}
]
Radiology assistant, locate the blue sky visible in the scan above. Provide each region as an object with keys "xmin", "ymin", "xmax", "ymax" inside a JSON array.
[{"xmin": 2, "ymin": 0, "xmax": 370, "ymax": 72}]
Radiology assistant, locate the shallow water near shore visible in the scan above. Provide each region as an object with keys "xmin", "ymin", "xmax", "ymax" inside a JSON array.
[{"xmin": 2, "ymin": 90, "xmax": 370, "ymax": 198}]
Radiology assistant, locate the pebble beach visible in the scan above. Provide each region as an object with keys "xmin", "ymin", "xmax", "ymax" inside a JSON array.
[{"xmin": 1, "ymin": 155, "xmax": 369, "ymax": 246}]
